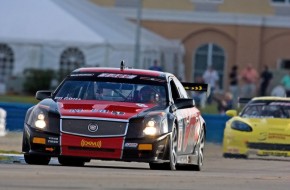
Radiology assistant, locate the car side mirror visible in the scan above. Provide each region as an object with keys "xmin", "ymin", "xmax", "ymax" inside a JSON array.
[
  {"xmin": 35, "ymin": 90, "xmax": 52, "ymax": 100},
  {"xmin": 174, "ymin": 98, "xmax": 195, "ymax": 109},
  {"xmin": 225, "ymin": 110, "xmax": 237, "ymax": 117}
]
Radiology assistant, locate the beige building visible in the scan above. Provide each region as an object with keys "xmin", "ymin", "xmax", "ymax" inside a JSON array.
[{"xmin": 91, "ymin": 0, "xmax": 290, "ymax": 91}]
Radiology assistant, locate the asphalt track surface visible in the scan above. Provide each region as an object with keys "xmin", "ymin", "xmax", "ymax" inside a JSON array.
[
  {"xmin": 0, "ymin": 133, "xmax": 290, "ymax": 190},
  {"xmin": 1, "ymin": 147, "xmax": 290, "ymax": 189}
]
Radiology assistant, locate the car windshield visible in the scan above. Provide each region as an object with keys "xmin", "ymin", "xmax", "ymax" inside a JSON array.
[
  {"xmin": 54, "ymin": 74, "xmax": 167, "ymax": 105},
  {"xmin": 241, "ymin": 101, "xmax": 290, "ymax": 118}
]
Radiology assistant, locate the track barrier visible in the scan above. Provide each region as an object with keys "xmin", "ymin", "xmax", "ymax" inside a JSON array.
[{"xmin": 0, "ymin": 107, "xmax": 7, "ymax": 136}]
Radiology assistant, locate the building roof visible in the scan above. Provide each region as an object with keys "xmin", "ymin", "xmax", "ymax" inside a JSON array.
[
  {"xmin": 109, "ymin": 7, "xmax": 290, "ymax": 29},
  {"xmin": 0, "ymin": 0, "xmax": 177, "ymax": 48}
]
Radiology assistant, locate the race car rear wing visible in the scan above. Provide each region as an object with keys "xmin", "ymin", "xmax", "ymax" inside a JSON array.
[{"xmin": 182, "ymin": 82, "xmax": 210, "ymax": 97}]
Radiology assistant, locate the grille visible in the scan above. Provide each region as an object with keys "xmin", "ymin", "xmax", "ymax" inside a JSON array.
[
  {"xmin": 61, "ymin": 119, "xmax": 127, "ymax": 137},
  {"xmin": 247, "ymin": 142, "xmax": 290, "ymax": 151}
]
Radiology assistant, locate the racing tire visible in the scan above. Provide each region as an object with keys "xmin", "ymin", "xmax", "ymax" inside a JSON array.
[
  {"xmin": 58, "ymin": 156, "xmax": 86, "ymax": 167},
  {"xmin": 24, "ymin": 154, "xmax": 51, "ymax": 165},
  {"xmin": 149, "ymin": 163, "xmax": 170, "ymax": 170},
  {"xmin": 223, "ymin": 153, "xmax": 248, "ymax": 159},
  {"xmin": 169, "ymin": 124, "xmax": 178, "ymax": 170}
]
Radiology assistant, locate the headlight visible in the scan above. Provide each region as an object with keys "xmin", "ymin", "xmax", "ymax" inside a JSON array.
[
  {"xmin": 35, "ymin": 113, "xmax": 46, "ymax": 129},
  {"xmin": 143, "ymin": 115, "xmax": 168, "ymax": 136},
  {"xmin": 28, "ymin": 105, "xmax": 49, "ymax": 130},
  {"xmin": 231, "ymin": 121, "xmax": 252, "ymax": 132},
  {"xmin": 143, "ymin": 119, "xmax": 158, "ymax": 136}
]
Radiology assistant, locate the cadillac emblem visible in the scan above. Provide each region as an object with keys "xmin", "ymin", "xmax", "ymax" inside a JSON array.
[{"xmin": 88, "ymin": 123, "xmax": 98, "ymax": 132}]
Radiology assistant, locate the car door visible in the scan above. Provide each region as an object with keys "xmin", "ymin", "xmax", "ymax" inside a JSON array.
[{"xmin": 169, "ymin": 77, "xmax": 199, "ymax": 155}]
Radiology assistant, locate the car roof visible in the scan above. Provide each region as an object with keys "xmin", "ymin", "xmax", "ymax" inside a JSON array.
[
  {"xmin": 251, "ymin": 96, "xmax": 290, "ymax": 101},
  {"xmin": 72, "ymin": 67, "xmax": 172, "ymax": 78}
]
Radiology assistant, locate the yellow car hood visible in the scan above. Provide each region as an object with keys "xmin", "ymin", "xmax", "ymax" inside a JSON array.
[{"xmin": 239, "ymin": 117, "xmax": 290, "ymax": 143}]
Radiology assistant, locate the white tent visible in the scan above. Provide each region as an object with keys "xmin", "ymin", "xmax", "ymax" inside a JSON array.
[{"xmin": 0, "ymin": 0, "xmax": 184, "ymax": 83}]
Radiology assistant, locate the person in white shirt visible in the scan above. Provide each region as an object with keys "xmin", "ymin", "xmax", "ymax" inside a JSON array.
[
  {"xmin": 271, "ymin": 85, "xmax": 286, "ymax": 97},
  {"xmin": 202, "ymin": 66, "xmax": 219, "ymax": 104}
]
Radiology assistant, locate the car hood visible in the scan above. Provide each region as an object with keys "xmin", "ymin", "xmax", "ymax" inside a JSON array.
[
  {"xmin": 237, "ymin": 117, "xmax": 290, "ymax": 142},
  {"xmin": 56, "ymin": 100, "xmax": 158, "ymax": 120},
  {"xmin": 239, "ymin": 117, "xmax": 290, "ymax": 131}
]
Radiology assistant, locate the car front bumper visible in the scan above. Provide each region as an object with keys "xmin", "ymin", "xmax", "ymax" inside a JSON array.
[{"xmin": 23, "ymin": 124, "xmax": 171, "ymax": 163}]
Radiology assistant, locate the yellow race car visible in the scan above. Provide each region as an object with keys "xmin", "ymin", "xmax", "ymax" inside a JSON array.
[{"xmin": 223, "ymin": 96, "xmax": 290, "ymax": 158}]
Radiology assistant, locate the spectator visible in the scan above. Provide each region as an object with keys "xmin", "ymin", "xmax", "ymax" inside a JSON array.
[
  {"xmin": 202, "ymin": 66, "xmax": 219, "ymax": 104},
  {"xmin": 214, "ymin": 92, "xmax": 233, "ymax": 115},
  {"xmin": 149, "ymin": 60, "xmax": 163, "ymax": 71},
  {"xmin": 240, "ymin": 64, "xmax": 259, "ymax": 98},
  {"xmin": 229, "ymin": 65, "xmax": 239, "ymax": 104},
  {"xmin": 192, "ymin": 76, "xmax": 207, "ymax": 108},
  {"xmin": 281, "ymin": 71, "xmax": 290, "ymax": 97},
  {"xmin": 271, "ymin": 85, "xmax": 286, "ymax": 97},
  {"xmin": 259, "ymin": 65, "xmax": 273, "ymax": 96}
]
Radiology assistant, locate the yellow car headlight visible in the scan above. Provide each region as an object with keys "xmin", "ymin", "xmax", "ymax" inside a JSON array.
[{"xmin": 231, "ymin": 121, "xmax": 252, "ymax": 132}]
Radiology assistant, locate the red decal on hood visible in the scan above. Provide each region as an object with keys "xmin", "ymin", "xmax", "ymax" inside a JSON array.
[{"xmin": 57, "ymin": 100, "xmax": 156, "ymax": 120}]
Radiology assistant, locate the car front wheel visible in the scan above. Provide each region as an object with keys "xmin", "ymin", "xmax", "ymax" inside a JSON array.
[
  {"xmin": 58, "ymin": 156, "xmax": 87, "ymax": 167},
  {"xmin": 24, "ymin": 154, "xmax": 51, "ymax": 165},
  {"xmin": 191, "ymin": 128, "xmax": 205, "ymax": 171},
  {"xmin": 169, "ymin": 124, "xmax": 178, "ymax": 170}
]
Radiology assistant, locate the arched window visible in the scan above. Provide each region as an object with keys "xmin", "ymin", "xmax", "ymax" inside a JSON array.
[
  {"xmin": 0, "ymin": 44, "xmax": 14, "ymax": 82},
  {"xmin": 193, "ymin": 43, "xmax": 225, "ymax": 89},
  {"xmin": 60, "ymin": 47, "xmax": 85, "ymax": 73}
]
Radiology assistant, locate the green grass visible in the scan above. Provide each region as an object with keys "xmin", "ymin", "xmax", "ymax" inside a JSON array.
[
  {"xmin": 0, "ymin": 150, "xmax": 21, "ymax": 154},
  {"xmin": 0, "ymin": 95, "xmax": 38, "ymax": 104},
  {"xmin": 200, "ymin": 102, "xmax": 218, "ymax": 114}
]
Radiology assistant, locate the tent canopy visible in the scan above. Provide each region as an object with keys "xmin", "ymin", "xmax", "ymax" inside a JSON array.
[
  {"xmin": 0, "ymin": 0, "xmax": 105, "ymax": 45},
  {"xmin": 0, "ymin": 0, "xmax": 177, "ymax": 49}
]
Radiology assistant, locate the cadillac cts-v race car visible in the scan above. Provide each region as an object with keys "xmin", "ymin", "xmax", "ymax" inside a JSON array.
[
  {"xmin": 223, "ymin": 97, "xmax": 290, "ymax": 158},
  {"xmin": 22, "ymin": 64, "xmax": 208, "ymax": 170}
]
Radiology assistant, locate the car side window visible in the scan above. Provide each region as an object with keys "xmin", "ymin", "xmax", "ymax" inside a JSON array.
[
  {"xmin": 170, "ymin": 79, "xmax": 181, "ymax": 102},
  {"xmin": 173, "ymin": 78, "xmax": 188, "ymax": 98}
]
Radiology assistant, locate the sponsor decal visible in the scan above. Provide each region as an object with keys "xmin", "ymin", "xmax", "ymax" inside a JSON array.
[
  {"xmin": 259, "ymin": 151, "xmax": 288, "ymax": 157},
  {"xmin": 70, "ymin": 73, "xmax": 94, "ymax": 77},
  {"xmin": 111, "ymin": 111, "xmax": 125, "ymax": 115},
  {"xmin": 136, "ymin": 103, "xmax": 148, "ymax": 108},
  {"xmin": 258, "ymin": 132, "xmax": 267, "ymax": 141},
  {"xmin": 124, "ymin": 143, "xmax": 138, "ymax": 148},
  {"xmin": 92, "ymin": 109, "xmax": 110, "ymax": 113},
  {"xmin": 69, "ymin": 109, "xmax": 83, "ymax": 113},
  {"xmin": 81, "ymin": 139, "xmax": 102, "ymax": 148},
  {"xmin": 140, "ymin": 77, "xmax": 165, "ymax": 83},
  {"xmin": 268, "ymin": 133, "xmax": 290, "ymax": 140},
  {"xmin": 98, "ymin": 73, "xmax": 137, "ymax": 79},
  {"xmin": 91, "ymin": 109, "xmax": 125, "ymax": 115},
  {"xmin": 88, "ymin": 123, "xmax": 99, "ymax": 132},
  {"xmin": 47, "ymin": 137, "xmax": 59, "ymax": 144},
  {"xmin": 56, "ymin": 97, "xmax": 81, "ymax": 100}
]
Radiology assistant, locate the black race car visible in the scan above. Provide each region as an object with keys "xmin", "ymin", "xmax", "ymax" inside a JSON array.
[{"xmin": 22, "ymin": 64, "xmax": 208, "ymax": 170}]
